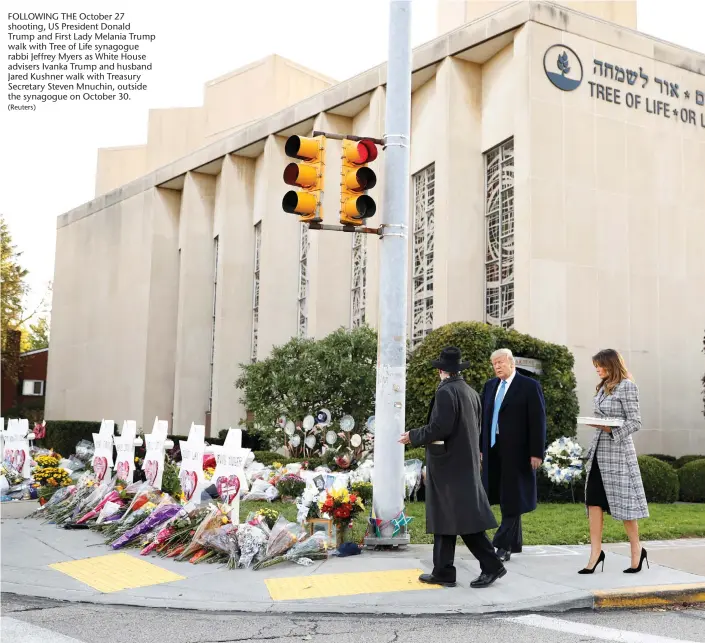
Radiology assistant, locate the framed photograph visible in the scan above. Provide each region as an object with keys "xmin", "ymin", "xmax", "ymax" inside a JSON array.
[{"xmin": 308, "ymin": 518, "xmax": 337, "ymax": 542}]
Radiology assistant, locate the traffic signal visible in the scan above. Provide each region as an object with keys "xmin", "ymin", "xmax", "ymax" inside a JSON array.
[
  {"xmin": 282, "ymin": 135, "xmax": 326, "ymax": 223},
  {"xmin": 340, "ymin": 138, "xmax": 378, "ymax": 226}
]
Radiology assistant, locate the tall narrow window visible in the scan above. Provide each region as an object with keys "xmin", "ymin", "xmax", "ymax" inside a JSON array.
[
  {"xmin": 251, "ymin": 222, "xmax": 262, "ymax": 362},
  {"xmin": 297, "ymin": 223, "xmax": 309, "ymax": 337},
  {"xmin": 350, "ymin": 231, "xmax": 367, "ymax": 328},
  {"xmin": 484, "ymin": 138, "xmax": 515, "ymax": 329},
  {"xmin": 208, "ymin": 235, "xmax": 219, "ymax": 412},
  {"xmin": 411, "ymin": 164, "xmax": 435, "ymax": 347}
]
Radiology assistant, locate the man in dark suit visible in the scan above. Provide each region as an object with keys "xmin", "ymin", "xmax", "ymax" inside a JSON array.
[
  {"xmin": 481, "ymin": 348, "xmax": 547, "ymax": 562},
  {"xmin": 400, "ymin": 347, "xmax": 506, "ymax": 589}
]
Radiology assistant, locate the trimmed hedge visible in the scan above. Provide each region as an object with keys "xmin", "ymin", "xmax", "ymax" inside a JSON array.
[
  {"xmin": 37, "ymin": 421, "xmax": 101, "ymax": 457},
  {"xmin": 406, "ymin": 322, "xmax": 579, "ymax": 445},
  {"xmin": 647, "ymin": 454, "xmax": 678, "ymax": 466},
  {"xmin": 676, "ymin": 455, "xmax": 705, "ymax": 469},
  {"xmin": 405, "ymin": 447, "xmax": 426, "ymax": 464},
  {"xmin": 638, "ymin": 455, "xmax": 679, "ymax": 503},
  {"xmin": 678, "ymin": 460, "xmax": 705, "ymax": 503}
]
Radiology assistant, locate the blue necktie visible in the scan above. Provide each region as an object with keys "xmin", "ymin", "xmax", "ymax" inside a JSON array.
[{"xmin": 491, "ymin": 380, "xmax": 506, "ymax": 448}]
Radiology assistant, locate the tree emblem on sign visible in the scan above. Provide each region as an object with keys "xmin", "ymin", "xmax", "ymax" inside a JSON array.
[{"xmin": 557, "ymin": 51, "xmax": 571, "ymax": 76}]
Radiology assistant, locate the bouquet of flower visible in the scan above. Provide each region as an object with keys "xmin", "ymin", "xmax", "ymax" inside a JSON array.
[
  {"xmin": 254, "ymin": 507, "xmax": 279, "ymax": 529},
  {"xmin": 177, "ymin": 505, "xmax": 230, "ymax": 562},
  {"xmin": 253, "ymin": 531, "xmax": 330, "ymax": 570},
  {"xmin": 110, "ymin": 500, "xmax": 183, "ymax": 550},
  {"xmin": 351, "ymin": 482, "xmax": 373, "ymax": 505},
  {"xmin": 32, "ymin": 466, "xmax": 72, "ymax": 488},
  {"xmin": 236, "ymin": 522, "xmax": 269, "ymax": 569},
  {"xmin": 154, "ymin": 507, "xmax": 211, "ymax": 558},
  {"xmin": 34, "ymin": 455, "xmax": 60, "ymax": 469},
  {"xmin": 276, "ymin": 474, "xmax": 306, "ymax": 501},
  {"xmin": 260, "ymin": 515, "xmax": 306, "ymax": 560},
  {"xmin": 296, "ymin": 486, "xmax": 323, "ymax": 524},
  {"xmin": 543, "ymin": 437, "xmax": 584, "ymax": 486},
  {"xmin": 319, "ymin": 487, "xmax": 365, "ymax": 530}
]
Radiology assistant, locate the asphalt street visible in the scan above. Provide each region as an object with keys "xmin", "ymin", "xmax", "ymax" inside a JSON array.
[{"xmin": 2, "ymin": 593, "xmax": 705, "ymax": 643}]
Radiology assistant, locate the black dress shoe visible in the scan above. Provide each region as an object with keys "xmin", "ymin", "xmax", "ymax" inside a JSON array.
[
  {"xmin": 418, "ymin": 573, "xmax": 456, "ymax": 587},
  {"xmin": 470, "ymin": 566, "xmax": 507, "ymax": 588},
  {"xmin": 496, "ymin": 548, "xmax": 511, "ymax": 562}
]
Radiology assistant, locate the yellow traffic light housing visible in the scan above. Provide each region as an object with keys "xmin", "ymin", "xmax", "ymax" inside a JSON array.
[
  {"xmin": 282, "ymin": 135, "xmax": 326, "ymax": 223},
  {"xmin": 340, "ymin": 138, "xmax": 378, "ymax": 226}
]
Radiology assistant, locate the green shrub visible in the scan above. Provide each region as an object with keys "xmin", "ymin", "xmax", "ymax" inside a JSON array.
[
  {"xmin": 352, "ymin": 481, "xmax": 373, "ymax": 504},
  {"xmin": 406, "ymin": 322, "xmax": 579, "ymax": 444},
  {"xmin": 675, "ymin": 455, "xmax": 705, "ymax": 469},
  {"xmin": 647, "ymin": 454, "xmax": 677, "ymax": 466},
  {"xmin": 39, "ymin": 421, "xmax": 101, "ymax": 457},
  {"xmin": 638, "ymin": 455, "xmax": 679, "ymax": 503},
  {"xmin": 236, "ymin": 326, "xmax": 377, "ymax": 448},
  {"xmin": 253, "ymin": 451, "xmax": 291, "ymax": 466},
  {"xmin": 678, "ymin": 460, "xmax": 705, "ymax": 503},
  {"xmin": 303, "ymin": 457, "xmax": 324, "ymax": 470},
  {"xmin": 405, "ymin": 447, "xmax": 426, "ymax": 464}
]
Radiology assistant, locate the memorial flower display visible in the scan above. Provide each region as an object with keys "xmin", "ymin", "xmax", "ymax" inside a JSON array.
[{"xmin": 543, "ymin": 437, "xmax": 584, "ymax": 486}]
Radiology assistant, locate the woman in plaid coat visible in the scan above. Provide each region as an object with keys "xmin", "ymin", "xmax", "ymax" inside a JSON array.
[{"xmin": 579, "ymin": 349, "xmax": 649, "ymax": 575}]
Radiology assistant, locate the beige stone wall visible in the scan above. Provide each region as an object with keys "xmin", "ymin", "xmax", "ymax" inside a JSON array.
[
  {"xmin": 438, "ymin": 0, "xmax": 637, "ymax": 35},
  {"xmin": 515, "ymin": 21, "xmax": 705, "ymax": 455},
  {"xmin": 94, "ymin": 145, "xmax": 147, "ymax": 196},
  {"xmin": 46, "ymin": 191, "xmax": 155, "ymax": 425},
  {"xmin": 146, "ymin": 108, "xmax": 206, "ymax": 173}
]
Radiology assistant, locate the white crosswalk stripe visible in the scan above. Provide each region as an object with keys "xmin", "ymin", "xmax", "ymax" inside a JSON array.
[
  {"xmin": 502, "ymin": 614, "xmax": 701, "ymax": 643},
  {"xmin": 1, "ymin": 617, "xmax": 84, "ymax": 642}
]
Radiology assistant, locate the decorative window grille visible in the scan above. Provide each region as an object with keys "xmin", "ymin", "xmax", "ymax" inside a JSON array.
[
  {"xmin": 484, "ymin": 138, "xmax": 515, "ymax": 329},
  {"xmin": 208, "ymin": 235, "xmax": 219, "ymax": 411},
  {"xmin": 297, "ymin": 223, "xmax": 309, "ymax": 337},
  {"xmin": 251, "ymin": 222, "xmax": 262, "ymax": 362},
  {"xmin": 411, "ymin": 164, "xmax": 435, "ymax": 347},
  {"xmin": 350, "ymin": 231, "xmax": 367, "ymax": 328}
]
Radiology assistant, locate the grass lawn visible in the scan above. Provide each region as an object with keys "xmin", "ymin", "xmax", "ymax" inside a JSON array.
[{"xmin": 241, "ymin": 500, "xmax": 705, "ymax": 546}]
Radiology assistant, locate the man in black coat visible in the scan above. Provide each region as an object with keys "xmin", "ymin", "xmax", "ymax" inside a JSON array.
[
  {"xmin": 481, "ymin": 348, "xmax": 547, "ymax": 562},
  {"xmin": 400, "ymin": 347, "xmax": 506, "ymax": 589}
]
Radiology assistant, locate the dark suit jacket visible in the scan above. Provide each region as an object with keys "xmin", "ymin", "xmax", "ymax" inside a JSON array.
[
  {"xmin": 409, "ymin": 376, "xmax": 497, "ymax": 535},
  {"xmin": 480, "ymin": 372, "xmax": 547, "ymax": 515}
]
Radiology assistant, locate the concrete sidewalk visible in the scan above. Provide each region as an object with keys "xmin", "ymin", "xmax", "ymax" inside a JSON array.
[{"xmin": 2, "ymin": 512, "xmax": 704, "ymax": 615}]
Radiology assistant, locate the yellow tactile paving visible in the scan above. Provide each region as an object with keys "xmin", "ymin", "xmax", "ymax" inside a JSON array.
[
  {"xmin": 49, "ymin": 552, "xmax": 185, "ymax": 593},
  {"xmin": 265, "ymin": 568, "xmax": 441, "ymax": 601}
]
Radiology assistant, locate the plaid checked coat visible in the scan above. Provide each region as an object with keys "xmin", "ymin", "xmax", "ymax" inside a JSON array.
[{"xmin": 584, "ymin": 379, "xmax": 649, "ymax": 521}]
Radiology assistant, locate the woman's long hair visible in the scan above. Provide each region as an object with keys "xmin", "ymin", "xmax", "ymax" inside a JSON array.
[{"xmin": 593, "ymin": 349, "xmax": 630, "ymax": 395}]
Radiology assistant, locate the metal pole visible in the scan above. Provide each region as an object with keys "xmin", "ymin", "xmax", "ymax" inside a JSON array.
[{"xmin": 371, "ymin": 0, "xmax": 412, "ymax": 542}]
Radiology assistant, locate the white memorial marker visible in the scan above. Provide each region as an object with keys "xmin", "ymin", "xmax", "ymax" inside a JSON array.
[
  {"xmin": 142, "ymin": 417, "xmax": 170, "ymax": 488},
  {"xmin": 179, "ymin": 423, "xmax": 205, "ymax": 503},
  {"xmin": 91, "ymin": 420, "xmax": 115, "ymax": 484},
  {"xmin": 113, "ymin": 421, "xmax": 138, "ymax": 483},
  {"xmin": 3, "ymin": 418, "xmax": 32, "ymax": 478},
  {"xmin": 212, "ymin": 428, "xmax": 251, "ymax": 524}
]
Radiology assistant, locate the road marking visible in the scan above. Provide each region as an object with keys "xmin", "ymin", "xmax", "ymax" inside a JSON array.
[
  {"xmin": 0, "ymin": 617, "xmax": 84, "ymax": 642},
  {"xmin": 49, "ymin": 552, "xmax": 184, "ymax": 593},
  {"xmin": 503, "ymin": 614, "xmax": 700, "ymax": 643},
  {"xmin": 265, "ymin": 568, "xmax": 440, "ymax": 601}
]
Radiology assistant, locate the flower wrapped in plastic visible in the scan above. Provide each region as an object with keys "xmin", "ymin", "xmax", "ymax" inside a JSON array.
[
  {"xmin": 196, "ymin": 523, "xmax": 240, "ymax": 568},
  {"xmin": 261, "ymin": 515, "xmax": 306, "ymax": 559},
  {"xmin": 111, "ymin": 499, "xmax": 183, "ymax": 550},
  {"xmin": 177, "ymin": 504, "xmax": 231, "ymax": 562},
  {"xmin": 404, "ymin": 459, "xmax": 423, "ymax": 500},
  {"xmin": 253, "ymin": 531, "xmax": 331, "ymax": 570},
  {"xmin": 237, "ymin": 522, "xmax": 269, "ymax": 569}
]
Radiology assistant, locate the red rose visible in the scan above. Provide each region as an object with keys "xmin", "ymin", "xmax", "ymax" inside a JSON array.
[{"xmin": 350, "ymin": 494, "xmax": 357, "ymax": 503}]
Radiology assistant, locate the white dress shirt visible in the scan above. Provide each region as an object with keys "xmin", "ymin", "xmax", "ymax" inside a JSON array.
[{"xmin": 493, "ymin": 370, "xmax": 516, "ymax": 434}]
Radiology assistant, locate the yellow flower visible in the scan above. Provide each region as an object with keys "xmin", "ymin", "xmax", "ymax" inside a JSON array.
[
  {"xmin": 221, "ymin": 516, "xmax": 229, "ymax": 524},
  {"xmin": 273, "ymin": 462, "xmax": 282, "ymax": 470}
]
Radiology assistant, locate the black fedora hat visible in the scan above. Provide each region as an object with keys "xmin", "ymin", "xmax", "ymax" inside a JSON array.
[{"xmin": 430, "ymin": 346, "xmax": 470, "ymax": 372}]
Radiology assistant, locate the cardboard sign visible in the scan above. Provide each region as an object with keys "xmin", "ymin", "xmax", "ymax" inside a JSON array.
[
  {"xmin": 142, "ymin": 417, "xmax": 170, "ymax": 489},
  {"xmin": 178, "ymin": 423, "xmax": 205, "ymax": 503},
  {"xmin": 211, "ymin": 428, "xmax": 251, "ymax": 523},
  {"xmin": 114, "ymin": 421, "xmax": 137, "ymax": 484},
  {"xmin": 3, "ymin": 418, "xmax": 31, "ymax": 478},
  {"xmin": 92, "ymin": 420, "xmax": 115, "ymax": 484}
]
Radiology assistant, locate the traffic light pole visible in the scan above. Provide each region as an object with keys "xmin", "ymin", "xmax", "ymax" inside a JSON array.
[{"xmin": 367, "ymin": 0, "xmax": 413, "ymax": 547}]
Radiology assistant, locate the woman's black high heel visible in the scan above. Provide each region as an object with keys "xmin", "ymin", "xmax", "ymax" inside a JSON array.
[
  {"xmin": 578, "ymin": 550, "xmax": 605, "ymax": 574},
  {"xmin": 624, "ymin": 547, "xmax": 649, "ymax": 573}
]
